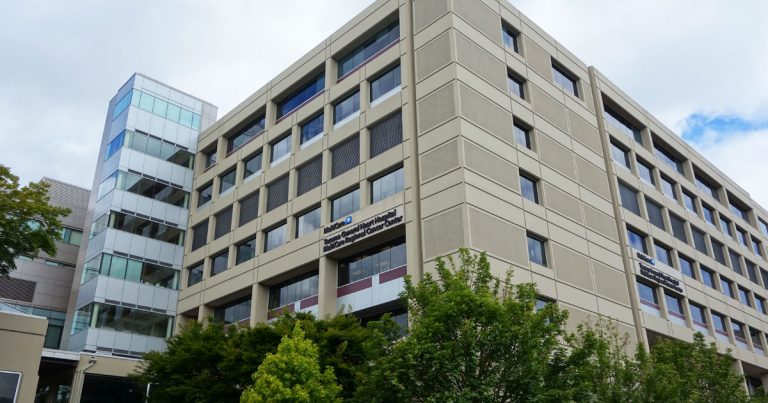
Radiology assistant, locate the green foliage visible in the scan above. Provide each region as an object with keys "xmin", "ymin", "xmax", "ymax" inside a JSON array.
[
  {"xmin": 240, "ymin": 324, "xmax": 342, "ymax": 403},
  {"xmin": 0, "ymin": 165, "xmax": 70, "ymax": 277}
]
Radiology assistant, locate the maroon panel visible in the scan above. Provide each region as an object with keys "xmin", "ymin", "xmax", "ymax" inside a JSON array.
[
  {"xmin": 378, "ymin": 265, "xmax": 407, "ymax": 284},
  {"xmin": 336, "ymin": 277, "xmax": 373, "ymax": 297},
  {"xmin": 299, "ymin": 295, "xmax": 319, "ymax": 309},
  {"xmin": 267, "ymin": 303, "xmax": 295, "ymax": 320}
]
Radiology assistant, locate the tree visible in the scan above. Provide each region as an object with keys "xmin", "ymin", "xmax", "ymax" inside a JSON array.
[
  {"xmin": 240, "ymin": 324, "xmax": 342, "ymax": 403},
  {"xmin": 0, "ymin": 165, "xmax": 70, "ymax": 277}
]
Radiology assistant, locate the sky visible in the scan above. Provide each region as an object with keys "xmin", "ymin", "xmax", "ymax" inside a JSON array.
[{"xmin": 1, "ymin": 1, "xmax": 766, "ymax": 206}]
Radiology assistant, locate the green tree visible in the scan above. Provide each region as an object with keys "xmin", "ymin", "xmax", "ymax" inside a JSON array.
[
  {"xmin": 240, "ymin": 324, "xmax": 342, "ymax": 403},
  {"xmin": 0, "ymin": 165, "xmax": 70, "ymax": 277}
]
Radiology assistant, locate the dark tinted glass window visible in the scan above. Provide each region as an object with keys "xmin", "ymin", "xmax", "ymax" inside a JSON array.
[
  {"xmin": 371, "ymin": 64, "xmax": 401, "ymax": 102},
  {"xmin": 277, "ymin": 73, "xmax": 325, "ymax": 119}
]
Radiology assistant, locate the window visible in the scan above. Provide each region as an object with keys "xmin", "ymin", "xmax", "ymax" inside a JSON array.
[
  {"xmin": 665, "ymin": 292, "xmax": 685, "ymax": 324},
  {"xmin": 507, "ymin": 71, "xmax": 525, "ymax": 99},
  {"xmin": 720, "ymin": 216, "xmax": 732, "ymax": 236},
  {"xmin": 760, "ymin": 219, "xmax": 768, "ymax": 237},
  {"xmin": 670, "ymin": 213, "xmax": 688, "ymax": 243},
  {"xmin": 243, "ymin": 152, "xmax": 263, "ymax": 179},
  {"xmin": 627, "ymin": 227, "xmax": 647, "ymax": 253},
  {"xmin": 264, "ymin": 223, "xmax": 287, "ymax": 252},
  {"xmin": 720, "ymin": 277, "xmax": 734, "ymax": 298},
  {"xmin": 96, "ymin": 211, "xmax": 185, "ymax": 245},
  {"xmin": 654, "ymin": 141, "xmax": 684, "ymax": 174},
  {"xmin": 191, "ymin": 220, "xmax": 208, "ymax": 251},
  {"xmin": 738, "ymin": 287, "xmax": 752, "ymax": 307},
  {"xmin": 370, "ymin": 64, "xmax": 401, "ymax": 102},
  {"xmin": 331, "ymin": 135, "xmax": 360, "ymax": 178},
  {"xmin": 214, "ymin": 297, "xmax": 251, "ymax": 325},
  {"xmin": 187, "ymin": 262, "xmax": 203, "ymax": 286},
  {"xmin": 338, "ymin": 238, "xmax": 406, "ymax": 285},
  {"xmin": 270, "ymin": 134, "xmax": 292, "ymax": 165},
  {"xmin": 219, "ymin": 169, "xmax": 236, "ymax": 195},
  {"xmin": 691, "ymin": 226, "xmax": 708, "ymax": 254},
  {"xmin": 296, "ymin": 206, "xmax": 321, "ymax": 238},
  {"xmin": 276, "ymin": 72, "xmax": 325, "ymax": 119},
  {"xmin": 551, "ymin": 61, "xmax": 578, "ymax": 97},
  {"xmin": 610, "ymin": 141, "xmax": 630, "ymax": 169},
  {"xmin": 520, "ymin": 172, "xmax": 540, "ymax": 204},
  {"xmin": 211, "ymin": 250, "xmax": 229, "ymax": 276},
  {"xmin": 660, "ymin": 175, "xmax": 677, "ymax": 201},
  {"xmin": 238, "ymin": 191, "xmax": 259, "ymax": 226},
  {"xmin": 337, "ymin": 20, "xmax": 399, "ymax": 78},
  {"xmin": 605, "ymin": 106, "xmax": 642, "ymax": 143},
  {"xmin": 729, "ymin": 249, "xmax": 743, "ymax": 275},
  {"xmin": 702, "ymin": 204, "xmax": 715, "ymax": 226},
  {"xmin": 756, "ymin": 296, "xmax": 767, "ymax": 314},
  {"xmin": 679, "ymin": 254, "xmax": 695, "ymax": 278},
  {"xmin": 203, "ymin": 147, "xmax": 217, "ymax": 169},
  {"xmin": 746, "ymin": 261, "xmax": 759, "ymax": 284},
  {"xmin": 637, "ymin": 280, "xmax": 660, "ymax": 314},
  {"xmin": 371, "ymin": 167, "xmax": 405, "ymax": 203},
  {"xmin": 99, "ymin": 170, "xmax": 190, "ymax": 208},
  {"xmin": 637, "ymin": 159, "xmax": 655, "ymax": 185},
  {"xmin": 751, "ymin": 329, "xmax": 765, "ymax": 355},
  {"xmin": 689, "ymin": 302, "xmax": 708, "ymax": 333},
  {"xmin": 300, "ymin": 113, "xmax": 324, "ymax": 145},
  {"xmin": 227, "ymin": 115, "xmax": 265, "ymax": 153},
  {"xmin": 502, "ymin": 24, "xmax": 519, "ymax": 52},
  {"xmin": 655, "ymin": 242, "xmax": 673, "ymax": 266},
  {"xmin": 105, "ymin": 131, "xmax": 125, "ymax": 160},
  {"xmin": 645, "ymin": 197, "xmax": 666, "ymax": 230},
  {"xmin": 729, "ymin": 196, "xmax": 749, "ymax": 221},
  {"xmin": 701, "ymin": 266, "xmax": 716, "ymax": 288},
  {"xmin": 61, "ymin": 227, "xmax": 83, "ymax": 246},
  {"xmin": 683, "ymin": 191, "xmax": 697, "ymax": 213},
  {"xmin": 711, "ymin": 239, "xmax": 726, "ymax": 265},
  {"xmin": 527, "ymin": 233, "xmax": 547, "ymax": 267},
  {"xmin": 752, "ymin": 237, "xmax": 763, "ymax": 257},
  {"xmin": 266, "ymin": 175, "xmax": 289, "ymax": 212},
  {"xmin": 736, "ymin": 227, "xmax": 749, "ymax": 247},
  {"xmin": 214, "ymin": 207, "xmax": 232, "ymax": 239},
  {"xmin": 334, "ymin": 91, "xmax": 360, "ymax": 125},
  {"xmin": 331, "ymin": 188, "xmax": 360, "ymax": 221},
  {"xmin": 269, "ymin": 272, "xmax": 319, "ymax": 309},
  {"xmin": 695, "ymin": 173, "xmax": 719, "ymax": 200},
  {"xmin": 296, "ymin": 156, "xmax": 322, "ymax": 197},
  {"xmin": 197, "ymin": 182, "xmax": 213, "ymax": 208},
  {"xmin": 236, "ymin": 237, "xmax": 256, "ymax": 265},
  {"xmin": 514, "ymin": 121, "xmax": 532, "ymax": 150},
  {"xmin": 618, "ymin": 181, "xmax": 640, "ymax": 215},
  {"xmin": 732, "ymin": 321, "xmax": 748, "ymax": 347},
  {"xmin": 124, "ymin": 89, "xmax": 201, "ymax": 129},
  {"xmin": 711, "ymin": 311, "xmax": 728, "ymax": 340},
  {"xmin": 369, "ymin": 110, "xmax": 402, "ymax": 158}
]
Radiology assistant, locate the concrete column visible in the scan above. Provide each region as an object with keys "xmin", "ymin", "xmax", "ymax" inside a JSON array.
[
  {"xmin": 197, "ymin": 305, "xmax": 214, "ymax": 324},
  {"xmin": 318, "ymin": 255, "xmax": 338, "ymax": 318},
  {"xmin": 250, "ymin": 283, "xmax": 270, "ymax": 325}
]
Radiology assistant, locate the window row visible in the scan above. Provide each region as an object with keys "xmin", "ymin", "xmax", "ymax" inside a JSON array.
[
  {"xmin": 98, "ymin": 170, "xmax": 189, "ymax": 208},
  {"xmin": 90, "ymin": 210, "xmax": 185, "ymax": 246},
  {"xmin": 81, "ymin": 253, "xmax": 179, "ymax": 290},
  {"xmin": 105, "ymin": 129, "xmax": 195, "ymax": 169},
  {"xmin": 60, "ymin": 227, "xmax": 83, "ymax": 246},
  {"xmin": 71, "ymin": 302, "xmax": 174, "ymax": 339}
]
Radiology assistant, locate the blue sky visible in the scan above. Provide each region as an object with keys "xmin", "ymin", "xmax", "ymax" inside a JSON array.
[{"xmin": 682, "ymin": 114, "xmax": 768, "ymax": 143}]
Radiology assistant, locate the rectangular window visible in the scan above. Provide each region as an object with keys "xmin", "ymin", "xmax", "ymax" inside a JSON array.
[
  {"xmin": 655, "ymin": 242, "xmax": 673, "ymax": 266},
  {"xmin": 729, "ymin": 249, "xmax": 743, "ymax": 275},
  {"xmin": 369, "ymin": 110, "xmax": 402, "ymax": 158},
  {"xmin": 337, "ymin": 20, "xmax": 399, "ymax": 78},
  {"xmin": 300, "ymin": 113, "xmax": 324, "ymax": 145},
  {"xmin": 296, "ymin": 206, "xmax": 321, "ymax": 238},
  {"xmin": 637, "ymin": 159, "xmax": 655, "ymax": 185},
  {"xmin": 691, "ymin": 226, "xmax": 708, "ymax": 255},
  {"xmin": 331, "ymin": 134, "xmax": 360, "ymax": 178},
  {"xmin": 711, "ymin": 311, "xmax": 728, "ymax": 339},
  {"xmin": 551, "ymin": 61, "xmax": 578, "ymax": 97},
  {"xmin": 713, "ymin": 239, "xmax": 728, "ymax": 265},
  {"xmin": 214, "ymin": 207, "xmax": 232, "ymax": 239},
  {"xmin": 102, "ymin": 170, "xmax": 190, "ymax": 208},
  {"xmin": 197, "ymin": 182, "xmax": 213, "ymax": 208},
  {"xmin": 679, "ymin": 254, "xmax": 695, "ymax": 278},
  {"xmin": 276, "ymin": 72, "xmax": 325, "ymax": 119},
  {"xmin": 270, "ymin": 134, "xmax": 292, "ymax": 165},
  {"xmin": 61, "ymin": 227, "xmax": 84, "ymax": 246},
  {"xmin": 610, "ymin": 141, "xmax": 630, "ymax": 169},
  {"xmin": 338, "ymin": 238, "xmax": 406, "ymax": 285},
  {"xmin": 104, "ymin": 211, "xmax": 185, "ymax": 245},
  {"xmin": 527, "ymin": 233, "xmax": 547, "ymax": 267},
  {"xmin": 701, "ymin": 266, "xmax": 716, "ymax": 289},
  {"xmin": 654, "ymin": 141, "xmax": 684, "ymax": 174},
  {"xmin": 214, "ymin": 297, "xmax": 251, "ymax": 325},
  {"xmin": 236, "ymin": 237, "xmax": 256, "ymax": 265},
  {"xmin": 227, "ymin": 115, "xmax": 265, "ymax": 153},
  {"xmin": 296, "ymin": 156, "xmax": 322, "ymax": 197},
  {"xmin": 746, "ymin": 261, "xmax": 759, "ymax": 283},
  {"xmin": 204, "ymin": 147, "xmax": 217, "ymax": 169},
  {"xmin": 670, "ymin": 213, "xmax": 688, "ymax": 243},
  {"xmin": 736, "ymin": 227, "xmax": 748, "ymax": 246},
  {"xmin": 732, "ymin": 321, "xmax": 748, "ymax": 347},
  {"xmin": 665, "ymin": 292, "xmax": 686, "ymax": 323},
  {"xmin": 702, "ymin": 204, "xmax": 715, "ymax": 226},
  {"xmin": 514, "ymin": 121, "xmax": 532, "ymax": 150},
  {"xmin": 243, "ymin": 152, "xmax": 263, "ymax": 179},
  {"xmin": 756, "ymin": 296, "xmax": 767, "ymax": 315},
  {"xmin": 738, "ymin": 287, "xmax": 752, "ymax": 307},
  {"xmin": 187, "ymin": 262, "xmax": 203, "ymax": 287},
  {"xmin": 627, "ymin": 227, "xmax": 647, "ymax": 254},
  {"xmin": 238, "ymin": 191, "xmax": 259, "ymax": 226},
  {"xmin": 683, "ymin": 191, "xmax": 697, "ymax": 213},
  {"xmin": 269, "ymin": 272, "xmax": 320, "ymax": 309},
  {"xmin": 371, "ymin": 166, "xmax": 404, "ymax": 203},
  {"xmin": 751, "ymin": 329, "xmax": 764, "ymax": 354},
  {"xmin": 219, "ymin": 169, "xmax": 236, "ymax": 195},
  {"xmin": 689, "ymin": 302, "xmax": 708, "ymax": 332},
  {"xmin": 502, "ymin": 24, "xmax": 519, "ymax": 52},
  {"xmin": 264, "ymin": 223, "xmax": 287, "ymax": 252},
  {"xmin": 637, "ymin": 280, "xmax": 660, "ymax": 314},
  {"xmin": 331, "ymin": 188, "xmax": 360, "ymax": 221},
  {"xmin": 191, "ymin": 220, "xmax": 208, "ymax": 251},
  {"xmin": 371, "ymin": 64, "xmax": 401, "ymax": 103},
  {"xmin": 211, "ymin": 250, "xmax": 229, "ymax": 276},
  {"xmin": 520, "ymin": 172, "xmax": 540, "ymax": 204},
  {"xmin": 752, "ymin": 237, "xmax": 763, "ymax": 257},
  {"xmin": 605, "ymin": 106, "xmax": 642, "ymax": 143},
  {"xmin": 695, "ymin": 173, "xmax": 719, "ymax": 200},
  {"xmin": 660, "ymin": 175, "xmax": 677, "ymax": 201},
  {"xmin": 760, "ymin": 219, "xmax": 768, "ymax": 237},
  {"xmin": 618, "ymin": 181, "xmax": 640, "ymax": 215},
  {"xmin": 105, "ymin": 131, "xmax": 125, "ymax": 161},
  {"xmin": 729, "ymin": 196, "xmax": 749, "ymax": 221},
  {"xmin": 266, "ymin": 175, "xmax": 289, "ymax": 212},
  {"xmin": 720, "ymin": 277, "xmax": 734, "ymax": 298},
  {"xmin": 507, "ymin": 71, "xmax": 525, "ymax": 99},
  {"xmin": 334, "ymin": 91, "xmax": 360, "ymax": 125},
  {"xmin": 645, "ymin": 197, "xmax": 666, "ymax": 230},
  {"xmin": 720, "ymin": 216, "xmax": 732, "ymax": 236}
]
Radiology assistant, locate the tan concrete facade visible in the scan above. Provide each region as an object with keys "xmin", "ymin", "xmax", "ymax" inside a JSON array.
[
  {"xmin": 179, "ymin": 0, "xmax": 768, "ymax": 388},
  {"xmin": 0, "ymin": 308, "xmax": 47, "ymax": 403}
]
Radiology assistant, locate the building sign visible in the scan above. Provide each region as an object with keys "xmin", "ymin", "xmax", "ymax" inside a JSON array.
[
  {"xmin": 636, "ymin": 251, "xmax": 655, "ymax": 266},
  {"xmin": 639, "ymin": 263, "xmax": 684, "ymax": 294},
  {"xmin": 323, "ymin": 206, "xmax": 404, "ymax": 254}
]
